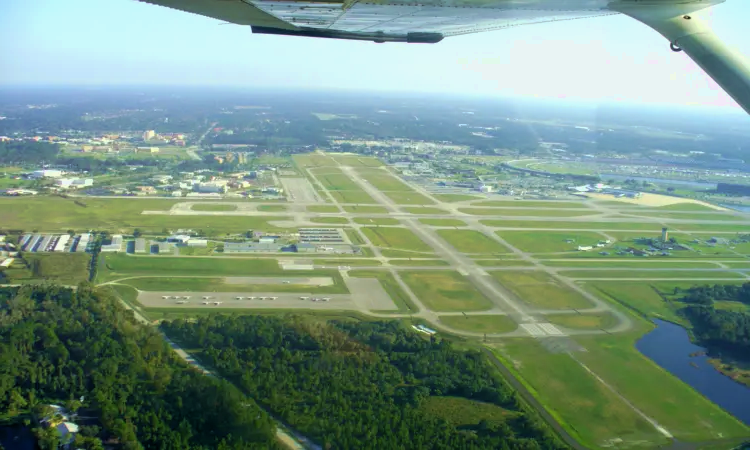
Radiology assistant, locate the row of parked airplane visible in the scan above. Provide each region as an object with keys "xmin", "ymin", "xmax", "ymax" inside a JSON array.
[
  {"xmin": 299, "ymin": 296, "xmax": 331, "ymax": 302},
  {"xmin": 234, "ymin": 296, "xmax": 277, "ymax": 301}
]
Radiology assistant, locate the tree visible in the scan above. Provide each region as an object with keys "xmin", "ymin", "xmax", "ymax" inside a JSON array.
[{"xmin": 133, "ymin": 228, "xmax": 142, "ymax": 238}]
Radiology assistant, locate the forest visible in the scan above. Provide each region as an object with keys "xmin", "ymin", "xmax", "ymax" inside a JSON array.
[
  {"xmin": 0, "ymin": 141, "xmax": 60, "ymax": 164},
  {"xmin": 678, "ymin": 283, "xmax": 750, "ymax": 355},
  {"xmin": 0, "ymin": 284, "xmax": 278, "ymax": 450},
  {"xmin": 161, "ymin": 315, "xmax": 566, "ymax": 450}
]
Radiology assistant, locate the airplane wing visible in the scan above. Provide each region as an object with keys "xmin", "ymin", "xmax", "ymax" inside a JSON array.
[{"xmin": 139, "ymin": 0, "xmax": 750, "ymax": 114}]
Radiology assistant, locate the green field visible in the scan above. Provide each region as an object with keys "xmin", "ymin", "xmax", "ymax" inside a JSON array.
[
  {"xmin": 2, "ymin": 253, "xmax": 91, "ymax": 285},
  {"xmin": 331, "ymin": 155, "xmax": 383, "ymax": 167},
  {"xmin": 418, "ymin": 218, "xmax": 467, "ymax": 227},
  {"xmin": 343, "ymin": 205, "xmax": 388, "ymax": 214},
  {"xmin": 472, "ymin": 200, "xmax": 589, "ymax": 209},
  {"xmin": 401, "ymin": 207, "xmax": 446, "ymax": 215},
  {"xmin": 474, "ymin": 259, "xmax": 535, "ymax": 267},
  {"xmin": 97, "ymin": 254, "xmax": 284, "ymax": 282},
  {"xmin": 362, "ymin": 227, "xmax": 433, "ymax": 252},
  {"xmin": 309, "ymin": 217, "xmax": 349, "ymax": 225},
  {"xmin": 353, "ymin": 217, "xmax": 400, "ymax": 225},
  {"xmin": 724, "ymin": 261, "xmax": 750, "ymax": 268},
  {"xmin": 307, "ymin": 205, "xmax": 340, "ymax": 213},
  {"xmin": 420, "ymin": 396, "xmax": 515, "ymax": 428},
  {"xmin": 433, "ymin": 194, "xmax": 482, "ymax": 203},
  {"xmin": 438, "ymin": 315, "xmax": 517, "ymax": 334},
  {"xmin": 315, "ymin": 173, "xmax": 361, "ymax": 191},
  {"xmin": 672, "ymin": 223, "xmax": 750, "ymax": 233},
  {"xmin": 627, "ymin": 212, "xmax": 746, "ymax": 222},
  {"xmin": 347, "ymin": 270, "xmax": 416, "ymax": 312},
  {"xmin": 292, "ymin": 153, "xmax": 336, "ymax": 168},
  {"xmin": 344, "ymin": 229, "xmax": 365, "ymax": 245},
  {"xmin": 358, "ymin": 172, "xmax": 413, "ymax": 191},
  {"xmin": 498, "ymin": 231, "xmax": 608, "ymax": 253},
  {"xmin": 384, "ymin": 191, "xmax": 436, "ymax": 205},
  {"xmin": 545, "ymin": 312, "xmax": 619, "ymax": 330},
  {"xmin": 401, "ymin": 271, "xmax": 493, "ymax": 312},
  {"xmin": 191, "ymin": 203, "xmax": 237, "ymax": 212},
  {"xmin": 480, "ymin": 219, "xmax": 665, "ymax": 231},
  {"xmin": 491, "ymin": 271, "xmax": 593, "ymax": 310},
  {"xmin": 388, "ymin": 259, "xmax": 449, "ymax": 266},
  {"xmin": 558, "ymin": 269, "xmax": 746, "ymax": 279},
  {"xmin": 0, "ymin": 196, "xmax": 287, "ymax": 235},
  {"xmin": 310, "ymin": 167, "xmax": 343, "ymax": 175},
  {"xmin": 436, "ymin": 229, "xmax": 510, "ymax": 254},
  {"xmin": 329, "ymin": 191, "xmax": 378, "ymax": 204},
  {"xmin": 652, "ymin": 203, "xmax": 725, "ymax": 211},
  {"xmin": 379, "ymin": 249, "xmax": 435, "ymax": 258},
  {"xmin": 257, "ymin": 204, "xmax": 288, "ymax": 212},
  {"xmin": 459, "ymin": 208, "xmax": 596, "ymax": 217},
  {"xmin": 585, "ymin": 282, "xmax": 685, "ymax": 323},
  {"xmin": 541, "ymin": 260, "xmax": 722, "ymax": 269}
]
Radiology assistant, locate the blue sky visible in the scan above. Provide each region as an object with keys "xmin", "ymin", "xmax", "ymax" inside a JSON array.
[{"xmin": 1, "ymin": 0, "xmax": 749, "ymax": 111}]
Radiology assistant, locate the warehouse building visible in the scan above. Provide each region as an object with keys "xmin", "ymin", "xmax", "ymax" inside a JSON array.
[
  {"xmin": 298, "ymin": 228, "xmax": 345, "ymax": 244},
  {"xmin": 101, "ymin": 235, "xmax": 123, "ymax": 252}
]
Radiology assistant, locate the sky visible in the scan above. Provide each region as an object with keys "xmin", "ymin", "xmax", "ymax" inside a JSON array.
[{"xmin": 1, "ymin": 0, "xmax": 749, "ymax": 111}]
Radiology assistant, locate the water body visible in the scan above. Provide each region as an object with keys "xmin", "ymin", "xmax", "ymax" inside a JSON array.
[
  {"xmin": 636, "ymin": 320, "xmax": 750, "ymax": 425},
  {"xmin": 0, "ymin": 425, "xmax": 36, "ymax": 450},
  {"xmin": 721, "ymin": 204, "xmax": 750, "ymax": 213},
  {"xmin": 602, "ymin": 174, "xmax": 717, "ymax": 189}
]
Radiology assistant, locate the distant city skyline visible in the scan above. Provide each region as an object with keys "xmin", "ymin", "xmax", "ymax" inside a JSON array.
[{"xmin": 2, "ymin": 0, "xmax": 750, "ymax": 112}]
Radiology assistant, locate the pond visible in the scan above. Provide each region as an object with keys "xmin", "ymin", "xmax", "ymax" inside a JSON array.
[
  {"xmin": 0, "ymin": 424, "xmax": 36, "ymax": 450},
  {"xmin": 636, "ymin": 319, "xmax": 750, "ymax": 425}
]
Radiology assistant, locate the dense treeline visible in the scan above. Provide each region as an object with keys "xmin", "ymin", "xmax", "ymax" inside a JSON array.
[
  {"xmin": 162, "ymin": 315, "xmax": 566, "ymax": 450},
  {"xmin": 678, "ymin": 283, "xmax": 750, "ymax": 355},
  {"xmin": 0, "ymin": 284, "xmax": 278, "ymax": 449},
  {"xmin": 0, "ymin": 141, "xmax": 59, "ymax": 164}
]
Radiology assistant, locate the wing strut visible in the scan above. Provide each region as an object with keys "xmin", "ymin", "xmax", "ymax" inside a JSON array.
[{"xmin": 615, "ymin": 4, "xmax": 750, "ymax": 115}]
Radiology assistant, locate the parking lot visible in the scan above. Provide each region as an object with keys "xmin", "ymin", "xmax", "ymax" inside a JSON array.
[{"xmin": 138, "ymin": 291, "xmax": 358, "ymax": 310}]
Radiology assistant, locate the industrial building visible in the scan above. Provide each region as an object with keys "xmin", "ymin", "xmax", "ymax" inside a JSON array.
[
  {"xmin": 75, "ymin": 234, "xmax": 91, "ymax": 252},
  {"xmin": 298, "ymin": 228, "xmax": 346, "ymax": 244},
  {"xmin": 224, "ymin": 242, "xmax": 285, "ymax": 253},
  {"xmin": 31, "ymin": 169, "xmax": 63, "ymax": 178},
  {"xmin": 55, "ymin": 178, "xmax": 94, "ymax": 189},
  {"xmin": 100, "ymin": 235, "xmax": 123, "ymax": 252},
  {"xmin": 194, "ymin": 181, "xmax": 228, "ymax": 194},
  {"xmin": 134, "ymin": 238, "xmax": 147, "ymax": 253}
]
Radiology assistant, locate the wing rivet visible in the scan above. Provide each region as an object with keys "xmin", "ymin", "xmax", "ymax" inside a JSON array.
[
  {"xmin": 683, "ymin": 15, "xmax": 691, "ymax": 20},
  {"xmin": 670, "ymin": 42, "xmax": 683, "ymax": 52}
]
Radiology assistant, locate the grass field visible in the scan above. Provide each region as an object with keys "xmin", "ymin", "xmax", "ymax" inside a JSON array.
[
  {"xmin": 310, "ymin": 167, "xmax": 343, "ymax": 175},
  {"xmin": 315, "ymin": 173, "xmax": 361, "ymax": 191},
  {"xmin": 420, "ymin": 396, "xmax": 515, "ymax": 428},
  {"xmin": 309, "ymin": 217, "xmax": 349, "ymax": 225},
  {"xmin": 472, "ymin": 200, "xmax": 590, "ymax": 209},
  {"xmin": 627, "ymin": 212, "xmax": 745, "ymax": 221},
  {"xmin": 3, "ymin": 253, "xmax": 91, "ymax": 285},
  {"xmin": 545, "ymin": 312, "xmax": 619, "ymax": 330},
  {"xmin": 307, "ymin": 205, "xmax": 340, "ymax": 213},
  {"xmin": 388, "ymin": 259, "xmax": 449, "ymax": 266},
  {"xmin": 331, "ymin": 155, "xmax": 383, "ymax": 167},
  {"xmin": 488, "ymin": 341, "xmax": 669, "ymax": 449},
  {"xmin": 384, "ymin": 191, "xmax": 436, "ymax": 205},
  {"xmin": 474, "ymin": 259, "xmax": 535, "ymax": 267},
  {"xmin": 498, "ymin": 231, "xmax": 608, "ymax": 253},
  {"xmin": 116, "ymin": 276, "xmax": 348, "ymax": 294},
  {"xmin": 540, "ymin": 260, "xmax": 722, "ymax": 269},
  {"xmin": 433, "ymin": 194, "xmax": 482, "ymax": 202},
  {"xmin": 418, "ymin": 218, "xmax": 467, "ymax": 227},
  {"xmin": 0, "ymin": 196, "xmax": 287, "ymax": 235},
  {"xmin": 353, "ymin": 217, "xmax": 400, "ymax": 225},
  {"xmin": 491, "ymin": 271, "xmax": 593, "ymax": 310},
  {"xmin": 344, "ymin": 228, "xmax": 365, "ymax": 245},
  {"xmin": 436, "ymin": 229, "xmax": 510, "ymax": 254},
  {"xmin": 379, "ymin": 249, "xmax": 435, "ymax": 258},
  {"xmin": 480, "ymin": 219, "xmax": 665, "ymax": 231},
  {"xmin": 343, "ymin": 205, "xmax": 388, "ymax": 214},
  {"xmin": 257, "ymin": 204, "xmax": 288, "ymax": 212},
  {"xmin": 723, "ymin": 261, "xmax": 750, "ymax": 268},
  {"xmin": 358, "ymin": 172, "xmax": 413, "ymax": 191},
  {"xmin": 401, "ymin": 207, "xmax": 446, "ymax": 215},
  {"xmin": 672, "ymin": 223, "xmax": 750, "ymax": 233},
  {"xmin": 458, "ymin": 208, "xmax": 596, "ymax": 217},
  {"xmin": 652, "ymin": 203, "xmax": 724, "ymax": 211},
  {"xmin": 292, "ymin": 153, "xmax": 336, "ymax": 168},
  {"xmin": 191, "ymin": 203, "xmax": 237, "ymax": 212},
  {"xmin": 438, "ymin": 315, "xmax": 517, "ymax": 334},
  {"xmin": 97, "ymin": 254, "xmax": 284, "ymax": 282},
  {"xmin": 347, "ymin": 270, "xmax": 416, "ymax": 312},
  {"xmin": 329, "ymin": 191, "xmax": 378, "ymax": 204},
  {"xmin": 558, "ymin": 269, "xmax": 746, "ymax": 279},
  {"xmin": 362, "ymin": 227, "xmax": 433, "ymax": 252},
  {"xmin": 585, "ymin": 282, "xmax": 684, "ymax": 323},
  {"xmin": 400, "ymin": 271, "xmax": 493, "ymax": 312}
]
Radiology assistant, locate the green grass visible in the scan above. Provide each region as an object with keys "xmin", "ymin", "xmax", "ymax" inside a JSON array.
[
  {"xmin": 402, "ymin": 207, "xmax": 446, "ymax": 215},
  {"xmin": 353, "ymin": 217, "xmax": 400, "ymax": 225},
  {"xmin": 379, "ymin": 249, "xmax": 434, "ymax": 258},
  {"xmin": 97, "ymin": 254, "xmax": 283, "ymax": 282},
  {"xmin": 257, "ymin": 204, "xmax": 288, "ymax": 212},
  {"xmin": 487, "ymin": 341, "xmax": 668, "ymax": 448},
  {"xmin": 307, "ymin": 205, "xmax": 340, "ymax": 213},
  {"xmin": 329, "ymin": 191, "xmax": 378, "ymax": 204},
  {"xmin": 344, "ymin": 228, "xmax": 365, "ymax": 245},
  {"xmin": 400, "ymin": 271, "xmax": 493, "ymax": 312},
  {"xmin": 436, "ymin": 229, "xmax": 510, "ymax": 254},
  {"xmin": 388, "ymin": 259, "xmax": 449, "ymax": 266},
  {"xmin": 627, "ymin": 212, "xmax": 745, "ymax": 221},
  {"xmin": 433, "ymin": 194, "xmax": 482, "ymax": 202},
  {"xmin": 418, "ymin": 218, "xmax": 467, "ymax": 227},
  {"xmin": 292, "ymin": 153, "xmax": 337, "ymax": 168},
  {"xmin": 117, "ymin": 276, "xmax": 348, "ymax": 294},
  {"xmin": 723, "ymin": 261, "xmax": 750, "ymax": 268},
  {"xmin": 653, "ymin": 203, "xmax": 725, "ymax": 212},
  {"xmin": 472, "ymin": 200, "xmax": 589, "ymax": 209},
  {"xmin": 384, "ymin": 191, "xmax": 436, "ymax": 205},
  {"xmin": 358, "ymin": 172, "xmax": 413, "ymax": 191},
  {"xmin": 420, "ymin": 396, "xmax": 515, "ymax": 428},
  {"xmin": 191, "ymin": 203, "xmax": 237, "ymax": 212},
  {"xmin": 438, "ymin": 315, "xmax": 517, "ymax": 333},
  {"xmin": 545, "ymin": 312, "xmax": 619, "ymax": 330},
  {"xmin": 541, "ymin": 260, "xmax": 722, "ymax": 269},
  {"xmin": 315, "ymin": 173, "xmax": 361, "ymax": 191},
  {"xmin": 309, "ymin": 217, "xmax": 349, "ymax": 225},
  {"xmin": 558, "ymin": 269, "xmax": 746, "ymax": 279},
  {"xmin": 362, "ymin": 227, "xmax": 433, "ymax": 252},
  {"xmin": 331, "ymin": 155, "xmax": 383, "ymax": 167},
  {"xmin": 459, "ymin": 208, "xmax": 595, "ymax": 217},
  {"xmin": 480, "ymin": 219, "xmax": 665, "ymax": 231},
  {"xmin": 574, "ymin": 329, "xmax": 750, "ymax": 442},
  {"xmin": 348, "ymin": 270, "xmax": 416, "ymax": 312},
  {"xmin": 491, "ymin": 271, "xmax": 593, "ymax": 310},
  {"xmin": 0, "ymin": 196, "xmax": 287, "ymax": 235},
  {"xmin": 585, "ymin": 282, "xmax": 685, "ymax": 323},
  {"xmin": 498, "ymin": 231, "xmax": 608, "ymax": 253},
  {"xmin": 3, "ymin": 253, "xmax": 91, "ymax": 285},
  {"xmin": 474, "ymin": 259, "xmax": 535, "ymax": 267},
  {"xmin": 673, "ymin": 223, "xmax": 750, "ymax": 233},
  {"xmin": 342, "ymin": 205, "xmax": 388, "ymax": 214}
]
